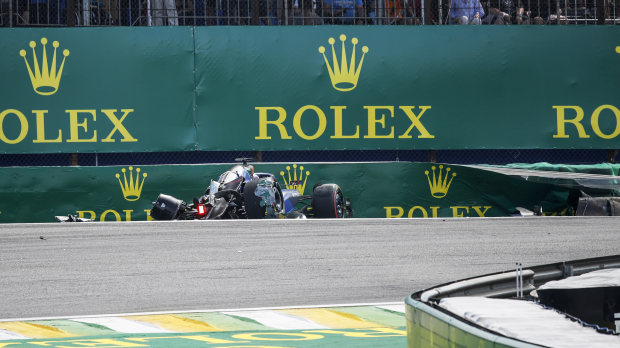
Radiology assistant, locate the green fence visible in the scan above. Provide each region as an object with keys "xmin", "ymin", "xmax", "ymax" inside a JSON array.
[
  {"xmin": 0, "ymin": 162, "xmax": 586, "ymax": 223},
  {"xmin": 2, "ymin": 26, "xmax": 620, "ymax": 154}
]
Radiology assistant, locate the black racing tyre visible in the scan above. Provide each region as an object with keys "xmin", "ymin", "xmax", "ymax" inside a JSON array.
[
  {"xmin": 312, "ymin": 184, "xmax": 345, "ymax": 218},
  {"xmin": 243, "ymin": 178, "xmax": 284, "ymax": 219},
  {"xmin": 150, "ymin": 194, "xmax": 184, "ymax": 220}
]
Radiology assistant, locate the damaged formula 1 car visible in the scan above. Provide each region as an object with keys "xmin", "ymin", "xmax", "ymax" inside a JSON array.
[{"xmin": 150, "ymin": 159, "xmax": 353, "ymax": 220}]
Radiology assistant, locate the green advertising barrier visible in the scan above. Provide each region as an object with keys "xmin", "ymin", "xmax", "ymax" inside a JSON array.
[
  {"xmin": 2, "ymin": 27, "xmax": 620, "ymax": 154},
  {"xmin": 0, "ymin": 27, "xmax": 196, "ymax": 154},
  {"xmin": 0, "ymin": 162, "xmax": 580, "ymax": 223},
  {"xmin": 195, "ymin": 26, "xmax": 620, "ymax": 151}
]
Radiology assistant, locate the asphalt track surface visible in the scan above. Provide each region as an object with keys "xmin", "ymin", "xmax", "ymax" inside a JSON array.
[{"xmin": 1, "ymin": 217, "xmax": 618, "ymax": 320}]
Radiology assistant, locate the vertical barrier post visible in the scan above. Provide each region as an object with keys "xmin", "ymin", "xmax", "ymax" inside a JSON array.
[{"xmin": 428, "ymin": 149, "xmax": 436, "ymax": 163}]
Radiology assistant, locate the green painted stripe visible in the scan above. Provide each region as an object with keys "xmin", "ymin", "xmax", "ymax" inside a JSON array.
[
  {"xmin": 0, "ymin": 327, "xmax": 407, "ymax": 348},
  {"xmin": 174, "ymin": 312, "xmax": 270, "ymax": 331},
  {"xmin": 28, "ymin": 320, "xmax": 114, "ymax": 337},
  {"xmin": 329, "ymin": 306, "xmax": 405, "ymax": 328}
]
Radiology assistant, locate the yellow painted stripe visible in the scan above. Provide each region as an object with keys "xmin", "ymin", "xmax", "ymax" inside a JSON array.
[
  {"xmin": 123, "ymin": 315, "xmax": 223, "ymax": 332},
  {"xmin": 276, "ymin": 308, "xmax": 386, "ymax": 329},
  {"xmin": 0, "ymin": 322, "xmax": 74, "ymax": 339}
]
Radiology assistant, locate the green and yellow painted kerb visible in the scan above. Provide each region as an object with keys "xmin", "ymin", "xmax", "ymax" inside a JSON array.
[{"xmin": 0, "ymin": 305, "xmax": 406, "ymax": 348}]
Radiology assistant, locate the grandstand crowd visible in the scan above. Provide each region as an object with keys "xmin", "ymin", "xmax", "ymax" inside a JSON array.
[{"xmin": 0, "ymin": 0, "xmax": 617, "ymax": 27}]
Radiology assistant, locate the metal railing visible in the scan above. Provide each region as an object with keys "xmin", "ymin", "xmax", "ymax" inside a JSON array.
[
  {"xmin": 0, "ymin": 149, "xmax": 617, "ymax": 167},
  {"xmin": 1, "ymin": 0, "xmax": 618, "ymax": 27}
]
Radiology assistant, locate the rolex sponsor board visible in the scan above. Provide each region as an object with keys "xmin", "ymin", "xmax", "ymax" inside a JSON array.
[
  {"xmin": 0, "ymin": 163, "xmax": 576, "ymax": 223},
  {"xmin": 0, "ymin": 27, "xmax": 196, "ymax": 154},
  {"xmin": 1, "ymin": 27, "xmax": 620, "ymax": 154},
  {"xmin": 197, "ymin": 26, "xmax": 620, "ymax": 151}
]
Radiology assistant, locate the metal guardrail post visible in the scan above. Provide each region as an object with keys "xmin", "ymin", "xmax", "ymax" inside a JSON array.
[
  {"xmin": 428, "ymin": 149, "xmax": 436, "ymax": 163},
  {"xmin": 83, "ymin": 0, "xmax": 90, "ymax": 25},
  {"xmin": 607, "ymin": 149, "xmax": 619, "ymax": 164}
]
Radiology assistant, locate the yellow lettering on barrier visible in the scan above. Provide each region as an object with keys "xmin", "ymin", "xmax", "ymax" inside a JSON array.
[
  {"xmin": 308, "ymin": 328, "xmax": 406, "ymax": 337},
  {"xmin": 408, "ymin": 206, "xmax": 428, "ymax": 218},
  {"xmin": 123, "ymin": 210, "xmax": 133, "ymax": 221},
  {"xmin": 232, "ymin": 333, "xmax": 323, "ymax": 341},
  {"xmin": 212, "ymin": 346, "xmax": 293, "ymax": 348},
  {"xmin": 29, "ymin": 339, "xmax": 147, "ymax": 347},
  {"xmin": 255, "ymin": 107, "xmax": 291, "ymax": 140},
  {"xmin": 0, "ymin": 343, "xmax": 22, "ymax": 347},
  {"xmin": 331, "ymin": 106, "xmax": 359, "ymax": 139},
  {"xmin": 293, "ymin": 105, "xmax": 326, "ymax": 140},
  {"xmin": 101, "ymin": 110, "xmax": 137, "ymax": 142},
  {"xmin": 553, "ymin": 106, "xmax": 589, "ymax": 138},
  {"xmin": 126, "ymin": 336, "xmax": 245, "ymax": 344},
  {"xmin": 399, "ymin": 106, "xmax": 434, "ymax": 139},
  {"xmin": 67, "ymin": 110, "xmax": 97, "ymax": 143},
  {"xmin": 100, "ymin": 210, "xmax": 121, "ymax": 221},
  {"xmin": 472, "ymin": 206, "xmax": 491, "ymax": 217},
  {"xmin": 33, "ymin": 110, "xmax": 62, "ymax": 143},
  {"xmin": 144, "ymin": 210, "xmax": 154, "ymax": 221},
  {"xmin": 385, "ymin": 206, "xmax": 404, "ymax": 218},
  {"xmin": 543, "ymin": 208, "xmax": 569, "ymax": 216},
  {"xmin": 386, "ymin": 206, "xmax": 492, "ymax": 218},
  {"xmin": 364, "ymin": 106, "xmax": 394, "ymax": 138},
  {"xmin": 591, "ymin": 105, "xmax": 620, "ymax": 139},
  {"xmin": 0, "ymin": 109, "xmax": 29, "ymax": 144},
  {"xmin": 451, "ymin": 206, "xmax": 469, "ymax": 217},
  {"xmin": 76, "ymin": 211, "xmax": 96, "ymax": 220}
]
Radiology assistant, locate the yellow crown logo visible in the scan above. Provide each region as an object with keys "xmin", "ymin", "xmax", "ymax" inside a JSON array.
[
  {"xmin": 280, "ymin": 164, "xmax": 310, "ymax": 195},
  {"xmin": 425, "ymin": 165, "xmax": 456, "ymax": 198},
  {"xmin": 319, "ymin": 35, "xmax": 368, "ymax": 92},
  {"xmin": 116, "ymin": 166, "xmax": 147, "ymax": 201},
  {"xmin": 20, "ymin": 38, "xmax": 69, "ymax": 96}
]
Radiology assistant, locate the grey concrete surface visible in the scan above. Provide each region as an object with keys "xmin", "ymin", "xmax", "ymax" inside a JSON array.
[{"xmin": 0, "ymin": 217, "xmax": 618, "ymax": 319}]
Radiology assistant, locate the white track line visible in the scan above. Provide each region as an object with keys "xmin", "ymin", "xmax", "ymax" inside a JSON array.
[
  {"xmin": 221, "ymin": 310, "xmax": 328, "ymax": 330},
  {"xmin": 71, "ymin": 317, "xmax": 174, "ymax": 334},
  {"xmin": 0, "ymin": 302, "xmax": 402, "ymax": 323},
  {"xmin": 0, "ymin": 329, "xmax": 29, "ymax": 340},
  {"xmin": 376, "ymin": 304, "xmax": 406, "ymax": 313}
]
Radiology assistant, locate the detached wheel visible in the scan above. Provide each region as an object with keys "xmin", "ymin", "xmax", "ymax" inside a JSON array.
[
  {"xmin": 312, "ymin": 184, "xmax": 345, "ymax": 218},
  {"xmin": 244, "ymin": 178, "xmax": 284, "ymax": 219},
  {"xmin": 150, "ymin": 194, "xmax": 184, "ymax": 220}
]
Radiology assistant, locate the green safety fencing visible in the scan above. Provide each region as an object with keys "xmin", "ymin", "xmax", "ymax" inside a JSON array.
[
  {"xmin": 0, "ymin": 162, "xmax": 597, "ymax": 223},
  {"xmin": 1, "ymin": 27, "xmax": 620, "ymax": 154},
  {"xmin": 491, "ymin": 162, "xmax": 620, "ymax": 176}
]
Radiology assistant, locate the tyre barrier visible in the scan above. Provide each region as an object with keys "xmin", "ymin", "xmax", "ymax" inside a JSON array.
[{"xmin": 405, "ymin": 255, "xmax": 620, "ymax": 348}]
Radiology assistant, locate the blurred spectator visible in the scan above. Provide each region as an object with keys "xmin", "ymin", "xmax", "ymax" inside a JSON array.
[
  {"xmin": 481, "ymin": 0, "xmax": 531, "ymax": 24},
  {"xmin": 529, "ymin": 0, "xmax": 562, "ymax": 24},
  {"xmin": 386, "ymin": 0, "xmax": 414, "ymax": 24},
  {"xmin": 26, "ymin": 0, "xmax": 48, "ymax": 24},
  {"xmin": 449, "ymin": 0, "xmax": 484, "ymax": 24},
  {"xmin": 367, "ymin": 0, "xmax": 420, "ymax": 24},
  {"xmin": 151, "ymin": 0, "xmax": 177, "ymax": 24},
  {"xmin": 323, "ymin": 0, "xmax": 364, "ymax": 24},
  {"xmin": 226, "ymin": 0, "xmax": 277, "ymax": 25},
  {"xmin": 119, "ymin": 0, "xmax": 141, "ymax": 26},
  {"xmin": 293, "ymin": 0, "xmax": 315, "ymax": 11},
  {"xmin": 289, "ymin": 0, "xmax": 323, "ymax": 24}
]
